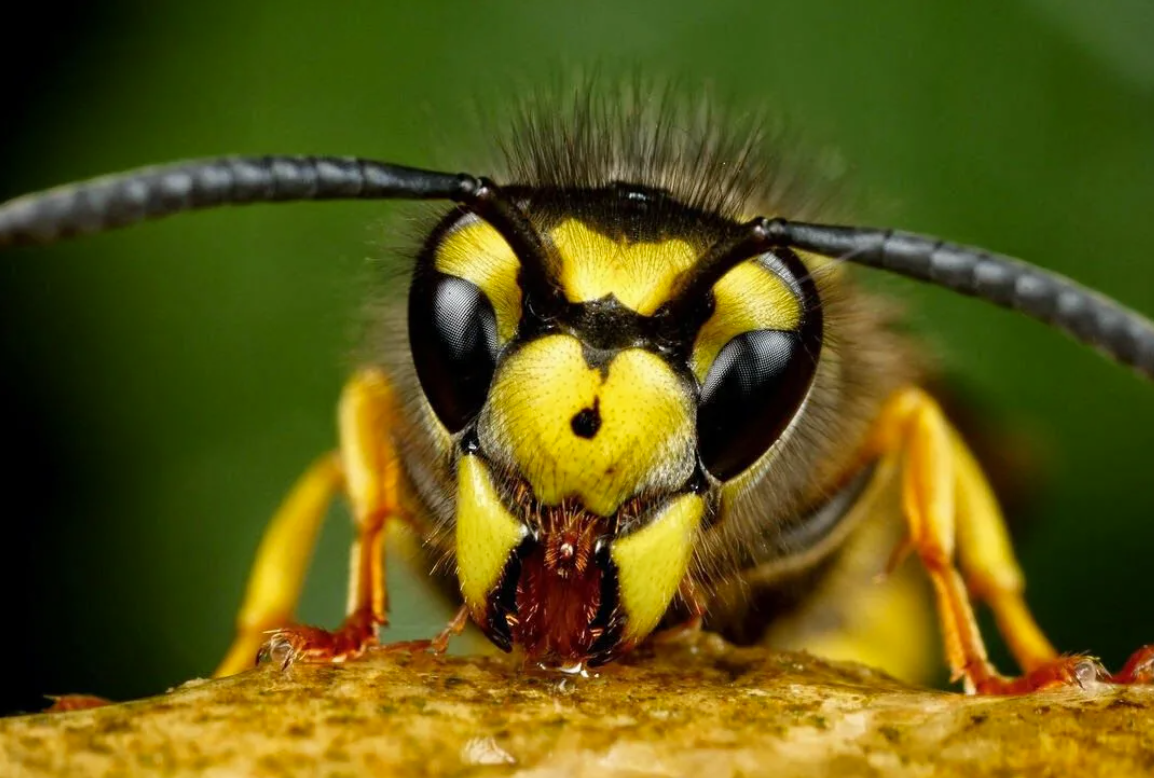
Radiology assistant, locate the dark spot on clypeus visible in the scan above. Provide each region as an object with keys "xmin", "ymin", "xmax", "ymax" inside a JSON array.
[{"xmin": 570, "ymin": 398, "xmax": 602, "ymax": 439}]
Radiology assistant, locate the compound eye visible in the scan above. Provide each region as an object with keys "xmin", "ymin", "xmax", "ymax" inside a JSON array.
[
  {"xmin": 696, "ymin": 329, "xmax": 817, "ymax": 480},
  {"xmin": 409, "ymin": 271, "xmax": 500, "ymax": 432}
]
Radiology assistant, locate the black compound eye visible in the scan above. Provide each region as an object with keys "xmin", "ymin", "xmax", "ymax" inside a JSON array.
[
  {"xmin": 696, "ymin": 329, "xmax": 818, "ymax": 480},
  {"xmin": 409, "ymin": 271, "xmax": 500, "ymax": 432}
]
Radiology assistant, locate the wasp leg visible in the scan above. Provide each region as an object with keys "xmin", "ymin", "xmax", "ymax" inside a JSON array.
[
  {"xmin": 875, "ymin": 387, "xmax": 1043, "ymax": 693},
  {"xmin": 874, "ymin": 387, "xmax": 1150, "ymax": 694},
  {"xmin": 954, "ymin": 442, "xmax": 1151, "ymax": 689},
  {"xmin": 215, "ymin": 368, "xmax": 405, "ymax": 677},
  {"xmin": 44, "ymin": 695, "xmax": 113, "ymax": 712},
  {"xmin": 384, "ymin": 604, "xmax": 470, "ymax": 655},
  {"xmin": 261, "ymin": 369, "xmax": 407, "ymax": 670},
  {"xmin": 1113, "ymin": 646, "xmax": 1154, "ymax": 684},
  {"xmin": 214, "ymin": 452, "xmax": 344, "ymax": 677},
  {"xmin": 950, "ymin": 430, "xmax": 1061, "ymax": 672}
]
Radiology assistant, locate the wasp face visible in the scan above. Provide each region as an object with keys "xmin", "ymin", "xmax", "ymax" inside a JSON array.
[{"xmin": 408, "ymin": 185, "xmax": 822, "ymax": 665}]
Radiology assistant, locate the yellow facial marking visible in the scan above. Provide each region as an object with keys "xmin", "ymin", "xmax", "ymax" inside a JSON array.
[
  {"xmin": 434, "ymin": 217, "xmax": 521, "ymax": 342},
  {"xmin": 483, "ymin": 334, "xmax": 694, "ymax": 517},
  {"xmin": 690, "ymin": 261, "xmax": 801, "ymax": 382},
  {"xmin": 455, "ymin": 455, "xmax": 527, "ymax": 619},
  {"xmin": 550, "ymin": 219, "xmax": 699, "ymax": 315},
  {"xmin": 611, "ymin": 494, "xmax": 704, "ymax": 643}
]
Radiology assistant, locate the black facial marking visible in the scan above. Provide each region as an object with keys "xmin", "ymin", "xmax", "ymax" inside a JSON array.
[
  {"xmin": 586, "ymin": 542, "xmax": 626, "ymax": 666},
  {"xmin": 483, "ymin": 535, "xmax": 535, "ymax": 653},
  {"xmin": 570, "ymin": 398, "xmax": 602, "ymax": 439},
  {"xmin": 504, "ymin": 182, "xmax": 734, "ymax": 245}
]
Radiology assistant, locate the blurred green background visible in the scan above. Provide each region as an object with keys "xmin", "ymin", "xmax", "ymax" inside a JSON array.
[{"xmin": 2, "ymin": 1, "xmax": 1153, "ymax": 715}]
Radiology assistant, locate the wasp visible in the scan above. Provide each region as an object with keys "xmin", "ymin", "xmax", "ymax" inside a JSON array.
[{"xmin": 1, "ymin": 93, "xmax": 1150, "ymax": 696}]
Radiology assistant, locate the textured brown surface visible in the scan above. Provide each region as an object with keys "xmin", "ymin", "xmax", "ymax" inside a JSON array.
[{"xmin": 3, "ymin": 634, "xmax": 1152, "ymax": 777}]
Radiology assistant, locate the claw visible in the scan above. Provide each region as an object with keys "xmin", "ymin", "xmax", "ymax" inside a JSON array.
[
  {"xmin": 1072, "ymin": 657, "xmax": 1108, "ymax": 689},
  {"xmin": 973, "ymin": 654, "xmax": 1104, "ymax": 695},
  {"xmin": 256, "ymin": 612, "xmax": 379, "ymax": 671},
  {"xmin": 966, "ymin": 648, "xmax": 1154, "ymax": 695},
  {"xmin": 255, "ymin": 608, "xmax": 470, "ymax": 670},
  {"xmin": 257, "ymin": 628, "xmax": 312, "ymax": 670}
]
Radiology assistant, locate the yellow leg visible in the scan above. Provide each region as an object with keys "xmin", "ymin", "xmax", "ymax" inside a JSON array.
[
  {"xmin": 338, "ymin": 368, "xmax": 401, "ymax": 625},
  {"xmin": 215, "ymin": 452, "xmax": 343, "ymax": 677},
  {"xmin": 214, "ymin": 368, "xmax": 405, "ymax": 677},
  {"xmin": 871, "ymin": 387, "xmax": 1062, "ymax": 693},
  {"xmin": 951, "ymin": 437, "xmax": 1056, "ymax": 671}
]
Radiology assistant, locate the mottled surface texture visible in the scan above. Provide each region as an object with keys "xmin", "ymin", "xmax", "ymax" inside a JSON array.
[{"xmin": 3, "ymin": 635, "xmax": 1152, "ymax": 777}]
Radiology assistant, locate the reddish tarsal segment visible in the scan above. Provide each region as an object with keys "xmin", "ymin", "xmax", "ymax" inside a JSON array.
[{"xmin": 44, "ymin": 695, "xmax": 112, "ymax": 713}]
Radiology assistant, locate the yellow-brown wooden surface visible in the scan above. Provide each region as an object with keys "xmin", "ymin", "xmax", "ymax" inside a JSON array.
[{"xmin": 3, "ymin": 635, "xmax": 1152, "ymax": 777}]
